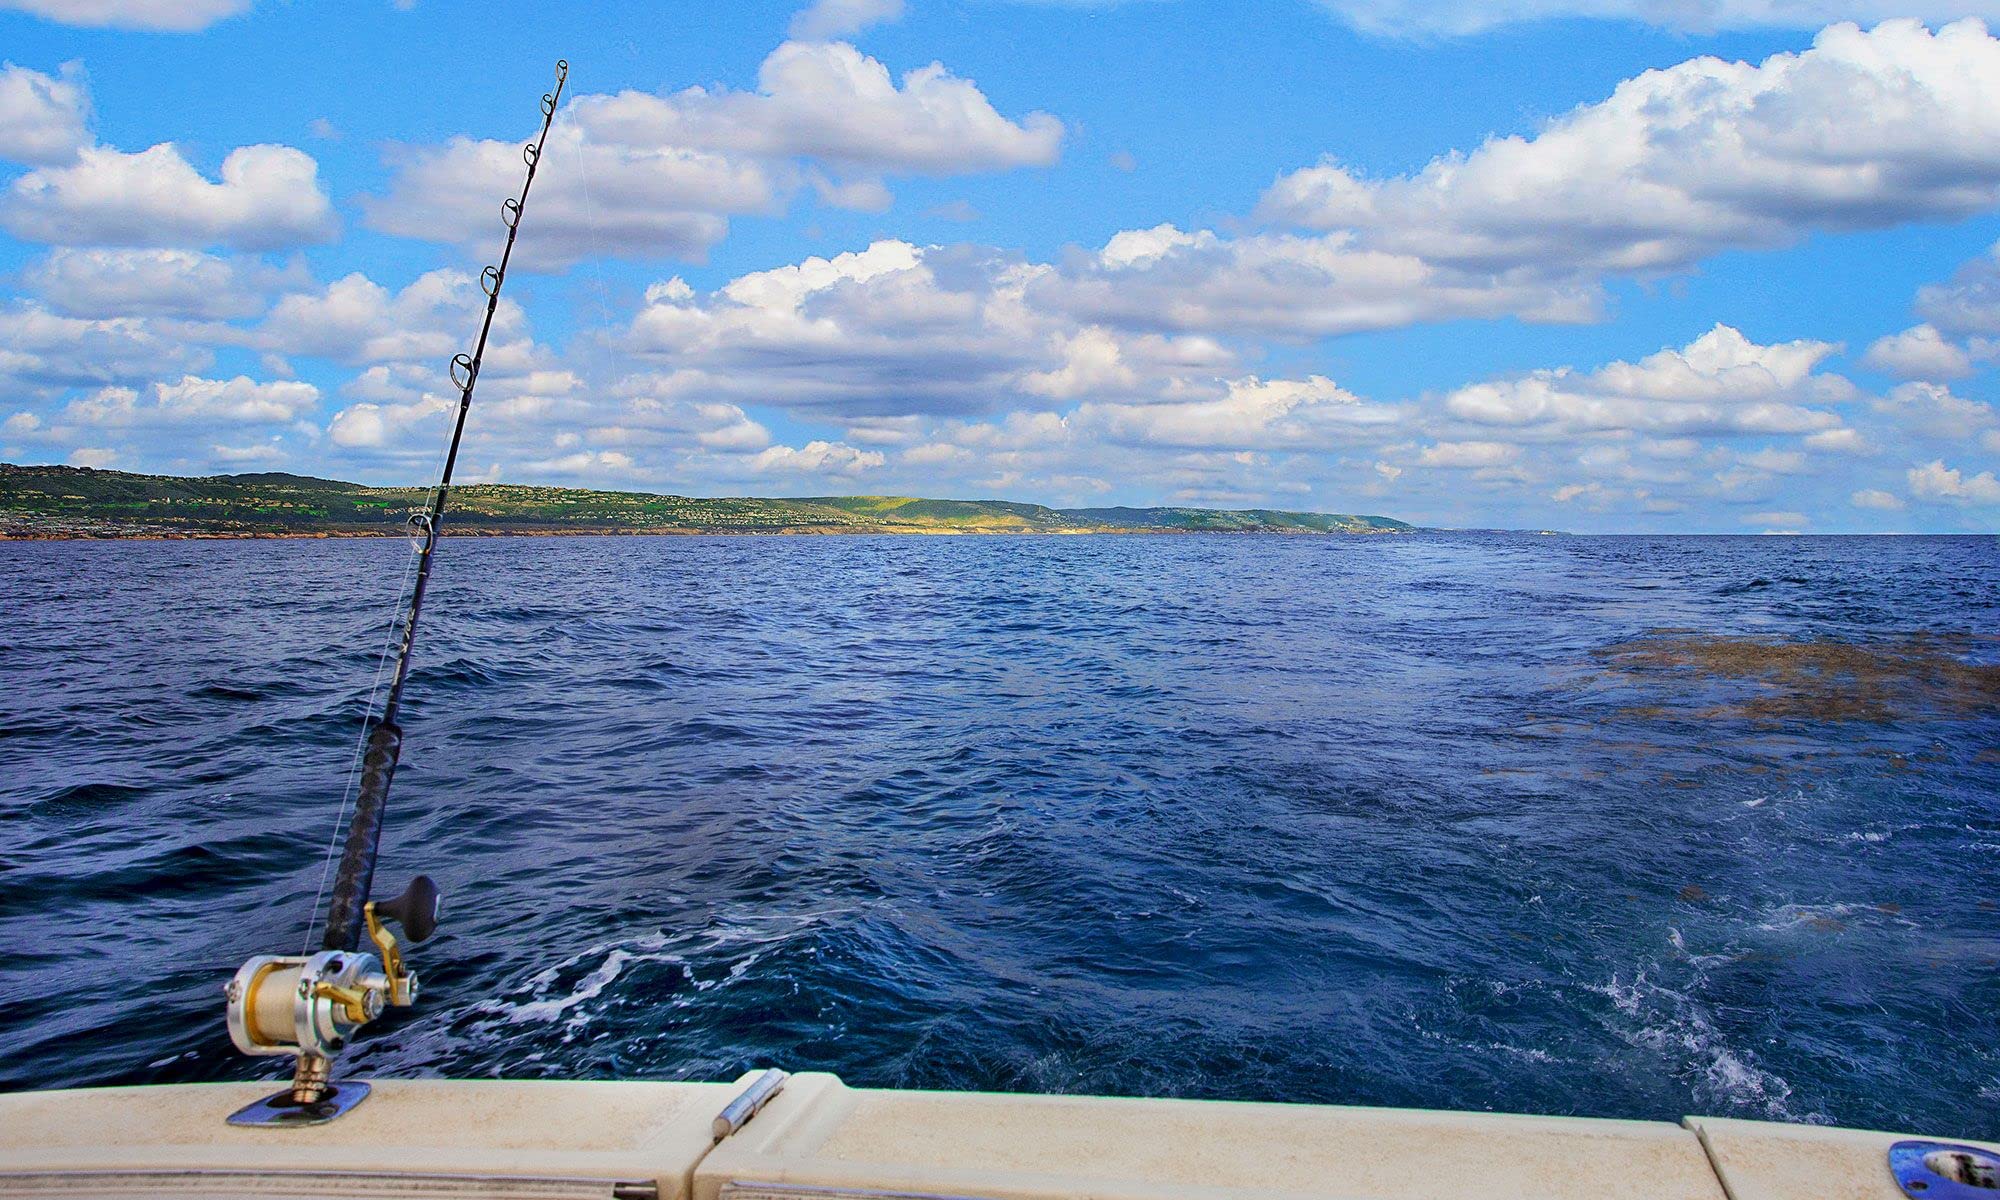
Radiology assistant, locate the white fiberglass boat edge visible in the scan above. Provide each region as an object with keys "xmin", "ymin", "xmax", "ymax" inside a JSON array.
[{"xmin": 1, "ymin": 1073, "xmax": 1996, "ymax": 1200}]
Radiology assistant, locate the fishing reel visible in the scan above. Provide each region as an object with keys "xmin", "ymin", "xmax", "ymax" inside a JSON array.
[{"xmin": 224, "ymin": 876, "xmax": 439, "ymax": 1125}]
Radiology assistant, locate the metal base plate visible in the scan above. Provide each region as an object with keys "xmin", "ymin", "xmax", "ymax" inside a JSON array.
[
  {"xmin": 226, "ymin": 1081, "xmax": 372, "ymax": 1127},
  {"xmin": 1889, "ymin": 1140, "xmax": 2000, "ymax": 1199}
]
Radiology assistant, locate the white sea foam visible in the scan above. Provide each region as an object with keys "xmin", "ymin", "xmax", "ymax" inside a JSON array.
[
  {"xmin": 1485, "ymin": 1041, "xmax": 1560, "ymax": 1064},
  {"xmin": 476, "ymin": 907, "xmax": 859, "ymax": 1028},
  {"xmin": 1593, "ymin": 923, "xmax": 1832, "ymax": 1125},
  {"xmin": 1755, "ymin": 903, "xmax": 1861, "ymax": 933},
  {"xmin": 505, "ymin": 946, "xmax": 657, "ymax": 1024},
  {"xmin": 1596, "ymin": 968, "xmax": 1807, "ymax": 1120}
]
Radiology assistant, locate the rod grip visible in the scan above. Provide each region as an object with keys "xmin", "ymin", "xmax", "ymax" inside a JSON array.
[{"xmin": 322, "ymin": 721, "xmax": 403, "ymax": 952}]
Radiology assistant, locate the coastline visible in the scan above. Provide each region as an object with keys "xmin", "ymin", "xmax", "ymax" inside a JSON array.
[
  {"xmin": 0, "ymin": 465, "xmax": 1415, "ymax": 539},
  {"xmin": 0, "ymin": 523, "xmax": 1411, "ymax": 541}
]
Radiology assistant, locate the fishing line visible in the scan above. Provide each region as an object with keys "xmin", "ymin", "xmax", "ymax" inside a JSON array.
[
  {"xmin": 300, "ymin": 310, "xmax": 464, "ymax": 953},
  {"xmin": 301, "ymin": 538, "xmax": 420, "ymax": 952},
  {"xmin": 300, "ymin": 98, "xmax": 548, "ymax": 950},
  {"xmin": 308, "ymin": 61, "xmax": 571, "ymax": 961}
]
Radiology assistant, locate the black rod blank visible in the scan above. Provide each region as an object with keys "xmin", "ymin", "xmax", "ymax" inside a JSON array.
[{"xmin": 320, "ymin": 59, "xmax": 569, "ymax": 954}]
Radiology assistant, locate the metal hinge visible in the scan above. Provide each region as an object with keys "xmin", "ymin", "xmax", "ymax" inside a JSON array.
[{"xmin": 712, "ymin": 1069, "xmax": 789, "ymax": 1141}]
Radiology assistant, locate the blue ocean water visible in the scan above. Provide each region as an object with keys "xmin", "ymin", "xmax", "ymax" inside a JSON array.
[{"xmin": 0, "ymin": 533, "xmax": 1996, "ymax": 1137}]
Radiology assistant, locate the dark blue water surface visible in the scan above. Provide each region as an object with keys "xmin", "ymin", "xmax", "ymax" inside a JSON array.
[{"xmin": 2, "ymin": 533, "xmax": 1997, "ymax": 1137}]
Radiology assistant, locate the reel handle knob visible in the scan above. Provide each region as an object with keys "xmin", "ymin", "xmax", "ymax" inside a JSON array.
[{"xmin": 375, "ymin": 875, "xmax": 440, "ymax": 943}]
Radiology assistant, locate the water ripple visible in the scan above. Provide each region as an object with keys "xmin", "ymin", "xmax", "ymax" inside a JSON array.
[{"xmin": 0, "ymin": 532, "xmax": 1995, "ymax": 1140}]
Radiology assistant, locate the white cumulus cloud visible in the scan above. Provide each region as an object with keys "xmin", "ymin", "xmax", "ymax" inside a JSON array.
[
  {"xmin": 1871, "ymin": 380, "xmax": 1997, "ymax": 438},
  {"xmin": 1851, "ymin": 487, "xmax": 1906, "ymax": 509},
  {"xmin": 367, "ymin": 128, "xmax": 762, "ymax": 268},
  {"xmin": 0, "ymin": 0, "xmax": 248, "ymax": 31},
  {"xmin": 1863, "ymin": 324, "xmax": 1973, "ymax": 380},
  {"xmin": 0, "ymin": 300, "xmax": 208, "ymax": 391},
  {"xmin": 1080, "ymin": 374, "xmax": 1400, "ymax": 451},
  {"xmin": 62, "ymin": 374, "xmax": 318, "ymax": 426},
  {"xmin": 577, "ymin": 41, "xmax": 1062, "ymax": 176},
  {"xmin": 24, "ymin": 247, "xmax": 286, "ymax": 319},
  {"xmin": 1035, "ymin": 224, "xmax": 1597, "ymax": 339},
  {"xmin": 626, "ymin": 240, "xmax": 1051, "ymax": 417},
  {"xmin": 1444, "ymin": 324, "xmax": 1853, "ymax": 437},
  {"xmin": 327, "ymin": 393, "xmax": 450, "ymax": 450},
  {"xmin": 1805, "ymin": 427, "xmax": 1871, "ymax": 453},
  {"xmin": 1915, "ymin": 239, "xmax": 2000, "ymax": 335},
  {"xmin": 790, "ymin": 0, "xmax": 903, "ymax": 40},
  {"xmin": 208, "ymin": 440, "xmax": 284, "ymax": 465},
  {"xmin": 1312, "ymin": 1, "xmax": 2000, "ymax": 36},
  {"xmin": 262, "ymin": 269, "xmax": 527, "ymax": 367},
  {"xmin": 6, "ymin": 142, "xmax": 336, "ymax": 251},
  {"xmin": 1419, "ymin": 440, "xmax": 1518, "ymax": 468},
  {"xmin": 1908, "ymin": 458, "xmax": 2000, "ymax": 503},
  {"xmin": 0, "ymin": 62, "xmax": 90, "ymax": 164},
  {"xmin": 749, "ymin": 439, "xmax": 885, "ymax": 475},
  {"xmin": 1261, "ymin": 20, "xmax": 2000, "ymax": 278},
  {"xmin": 519, "ymin": 449, "xmax": 645, "ymax": 480},
  {"xmin": 370, "ymin": 40, "xmax": 1061, "ymax": 267}
]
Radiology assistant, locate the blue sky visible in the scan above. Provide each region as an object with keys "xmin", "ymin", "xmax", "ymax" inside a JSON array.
[{"xmin": 3, "ymin": 0, "xmax": 2000, "ymax": 531}]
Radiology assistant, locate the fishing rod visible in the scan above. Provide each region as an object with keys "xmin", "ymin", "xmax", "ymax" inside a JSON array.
[{"xmin": 222, "ymin": 57, "xmax": 569, "ymax": 1128}]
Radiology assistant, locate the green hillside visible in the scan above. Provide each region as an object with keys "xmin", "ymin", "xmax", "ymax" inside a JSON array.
[
  {"xmin": 0, "ymin": 464, "xmax": 1414, "ymax": 539},
  {"xmin": 1062, "ymin": 505, "xmax": 1403, "ymax": 533}
]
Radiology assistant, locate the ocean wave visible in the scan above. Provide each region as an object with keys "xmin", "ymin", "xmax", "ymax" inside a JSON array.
[{"xmin": 2, "ymin": 531, "xmax": 1994, "ymax": 1137}]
